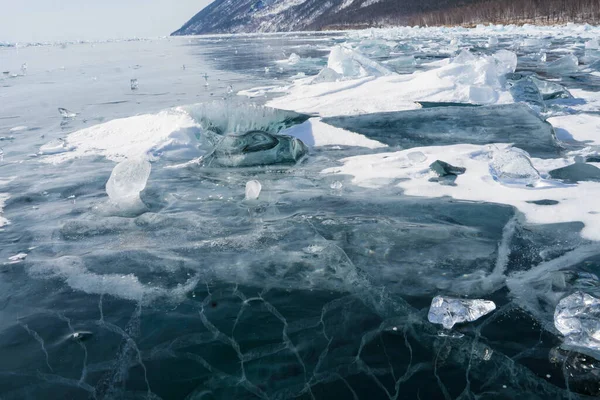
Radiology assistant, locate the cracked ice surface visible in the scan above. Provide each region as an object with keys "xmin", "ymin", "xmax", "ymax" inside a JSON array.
[{"xmin": 3, "ymin": 24, "xmax": 600, "ymax": 400}]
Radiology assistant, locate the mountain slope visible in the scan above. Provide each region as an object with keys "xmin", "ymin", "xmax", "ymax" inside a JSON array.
[{"xmin": 172, "ymin": 0, "xmax": 600, "ymax": 35}]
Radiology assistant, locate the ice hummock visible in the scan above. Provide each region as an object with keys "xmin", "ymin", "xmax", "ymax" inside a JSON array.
[
  {"xmin": 428, "ymin": 296, "xmax": 496, "ymax": 329},
  {"xmin": 106, "ymin": 158, "xmax": 151, "ymax": 209},
  {"xmin": 489, "ymin": 146, "xmax": 541, "ymax": 186},
  {"xmin": 555, "ymin": 292, "xmax": 600, "ymax": 358},
  {"xmin": 265, "ymin": 49, "xmax": 518, "ymax": 116},
  {"xmin": 245, "ymin": 180, "xmax": 262, "ymax": 200},
  {"xmin": 326, "ymin": 45, "xmax": 393, "ymax": 78}
]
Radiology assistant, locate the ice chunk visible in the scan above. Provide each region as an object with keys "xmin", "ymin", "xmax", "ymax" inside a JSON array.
[
  {"xmin": 312, "ymin": 67, "xmax": 341, "ymax": 84},
  {"xmin": 585, "ymin": 39, "xmax": 599, "ymax": 50},
  {"xmin": 469, "ymin": 85, "xmax": 499, "ymax": 104},
  {"xmin": 287, "ymin": 53, "xmax": 301, "ymax": 65},
  {"xmin": 489, "ymin": 147, "xmax": 541, "ymax": 186},
  {"xmin": 245, "ymin": 180, "xmax": 262, "ymax": 200},
  {"xmin": 555, "ymin": 292, "xmax": 600, "ymax": 357},
  {"xmin": 201, "ymin": 130, "xmax": 308, "ymax": 167},
  {"xmin": 58, "ymin": 108, "xmax": 76, "ymax": 118},
  {"xmin": 493, "ymin": 50, "xmax": 518, "ymax": 76},
  {"xmin": 8, "ymin": 253, "xmax": 27, "ymax": 262},
  {"xmin": 529, "ymin": 77, "xmax": 572, "ymax": 100},
  {"xmin": 383, "ymin": 55, "xmax": 416, "ymax": 71},
  {"xmin": 487, "ymin": 37, "xmax": 499, "ymax": 48},
  {"xmin": 521, "ymin": 38, "xmax": 546, "ymax": 48},
  {"xmin": 550, "ymin": 163, "xmax": 600, "ymax": 183},
  {"xmin": 509, "ymin": 78, "xmax": 545, "ymax": 110},
  {"xmin": 430, "ymin": 160, "xmax": 465, "ymax": 177},
  {"xmin": 407, "ymin": 151, "xmax": 427, "ymax": 164},
  {"xmin": 106, "ymin": 158, "xmax": 151, "ymax": 208},
  {"xmin": 428, "ymin": 296, "xmax": 496, "ymax": 329},
  {"xmin": 327, "ymin": 45, "xmax": 393, "ymax": 78},
  {"xmin": 183, "ymin": 102, "xmax": 309, "ymax": 136},
  {"xmin": 546, "ymin": 54, "xmax": 579, "ymax": 73},
  {"xmin": 453, "ymin": 49, "xmax": 476, "ymax": 64}
]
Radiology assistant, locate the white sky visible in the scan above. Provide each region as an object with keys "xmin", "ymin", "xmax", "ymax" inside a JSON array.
[{"xmin": 0, "ymin": 0, "xmax": 212, "ymax": 43}]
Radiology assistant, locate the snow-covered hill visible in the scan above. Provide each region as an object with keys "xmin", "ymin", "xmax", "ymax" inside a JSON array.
[
  {"xmin": 171, "ymin": 0, "xmax": 424, "ymax": 35},
  {"xmin": 171, "ymin": 0, "xmax": 600, "ymax": 35}
]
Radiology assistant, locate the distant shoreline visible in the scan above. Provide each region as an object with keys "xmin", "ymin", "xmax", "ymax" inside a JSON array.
[{"xmin": 320, "ymin": 19, "xmax": 600, "ymax": 31}]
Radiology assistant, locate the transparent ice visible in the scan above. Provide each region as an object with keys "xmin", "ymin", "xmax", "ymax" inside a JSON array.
[
  {"xmin": 555, "ymin": 292, "xmax": 600, "ymax": 358},
  {"xmin": 201, "ymin": 130, "xmax": 308, "ymax": 167},
  {"xmin": 489, "ymin": 146, "xmax": 541, "ymax": 186},
  {"xmin": 105, "ymin": 157, "xmax": 151, "ymax": 208},
  {"xmin": 428, "ymin": 296, "xmax": 496, "ymax": 329}
]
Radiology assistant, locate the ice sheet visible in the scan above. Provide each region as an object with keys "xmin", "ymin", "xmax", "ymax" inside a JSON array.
[{"xmin": 323, "ymin": 144, "xmax": 600, "ymax": 241}]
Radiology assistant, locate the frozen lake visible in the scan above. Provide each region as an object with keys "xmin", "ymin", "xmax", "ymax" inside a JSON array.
[{"xmin": 2, "ymin": 25, "xmax": 600, "ymax": 399}]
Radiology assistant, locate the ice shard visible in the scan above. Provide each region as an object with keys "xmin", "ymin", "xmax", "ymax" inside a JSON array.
[
  {"xmin": 428, "ymin": 296, "xmax": 496, "ymax": 329},
  {"xmin": 554, "ymin": 292, "xmax": 600, "ymax": 357},
  {"xmin": 201, "ymin": 130, "xmax": 308, "ymax": 168}
]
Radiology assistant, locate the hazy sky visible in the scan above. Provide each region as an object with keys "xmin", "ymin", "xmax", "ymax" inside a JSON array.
[{"xmin": 0, "ymin": 0, "xmax": 212, "ymax": 43}]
